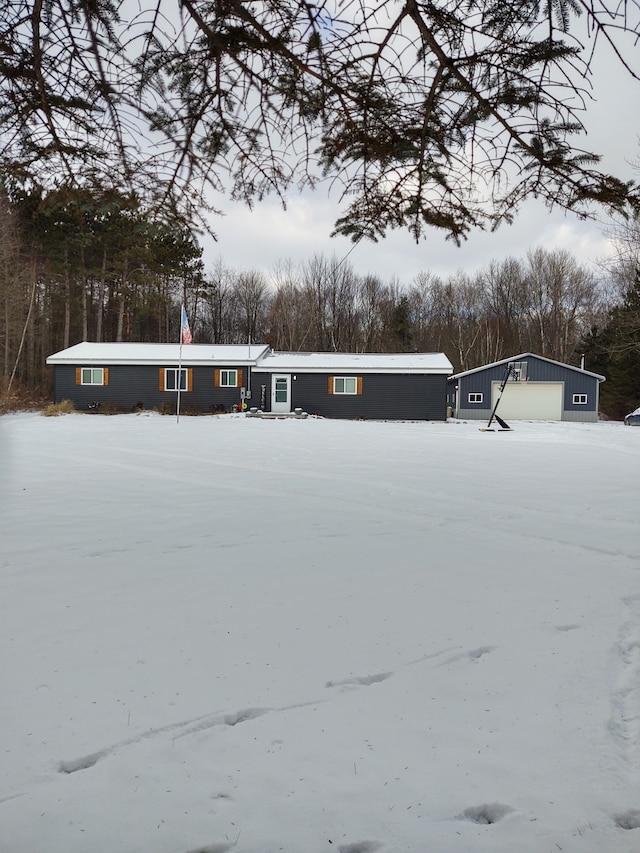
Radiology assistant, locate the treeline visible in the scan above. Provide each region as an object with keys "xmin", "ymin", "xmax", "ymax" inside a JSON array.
[
  {"xmin": 1, "ymin": 185, "xmax": 638, "ymax": 417},
  {"xmin": 200, "ymin": 251, "xmax": 606, "ymax": 365},
  {"xmin": 1, "ymin": 186, "xmax": 204, "ymax": 392}
]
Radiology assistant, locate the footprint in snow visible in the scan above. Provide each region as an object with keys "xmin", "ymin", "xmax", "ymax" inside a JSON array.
[
  {"xmin": 614, "ymin": 809, "xmax": 640, "ymax": 830},
  {"xmin": 325, "ymin": 672, "xmax": 393, "ymax": 689},
  {"xmin": 459, "ymin": 803, "xmax": 514, "ymax": 824},
  {"xmin": 338, "ymin": 842, "xmax": 383, "ymax": 853}
]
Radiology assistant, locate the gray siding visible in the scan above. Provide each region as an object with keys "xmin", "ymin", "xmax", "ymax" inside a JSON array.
[
  {"xmin": 449, "ymin": 355, "xmax": 601, "ymax": 421},
  {"xmin": 55, "ymin": 364, "xmax": 448, "ymax": 419},
  {"xmin": 457, "ymin": 408, "xmax": 492, "ymax": 422},
  {"xmin": 54, "ymin": 364, "xmax": 248, "ymax": 413},
  {"xmin": 562, "ymin": 409, "xmax": 601, "ymax": 423},
  {"xmin": 256, "ymin": 372, "xmax": 448, "ymax": 420}
]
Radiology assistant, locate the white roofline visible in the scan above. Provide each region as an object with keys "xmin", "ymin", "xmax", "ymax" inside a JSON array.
[
  {"xmin": 46, "ymin": 342, "xmax": 271, "ymax": 367},
  {"xmin": 46, "ymin": 344, "xmax": 453, "ymax": 374},
  {"xmin": 252, "ymin": 351, "xmax": 453, "ymax": 374},
  {"xmin": 252, "ymin": 366, "xmax": 452, "ymax": 374},
  {"xmin": 449, "ymin": 352, "xmax": 605, "ymax": 382}
]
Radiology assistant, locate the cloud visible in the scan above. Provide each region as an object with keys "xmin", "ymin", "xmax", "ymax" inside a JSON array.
[{"xmin": 200, "ymin": 43, "xmax": 639, "ymax": 287}]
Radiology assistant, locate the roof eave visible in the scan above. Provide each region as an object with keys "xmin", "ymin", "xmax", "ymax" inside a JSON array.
[{"xmin": 449, "ymin": 352, "xmax": 605, "ymax": 382}]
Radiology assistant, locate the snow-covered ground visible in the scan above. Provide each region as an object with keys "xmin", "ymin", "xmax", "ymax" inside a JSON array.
[{"xmin": 1, "ymin": 412, "xmax": 639, "ymax": 853}]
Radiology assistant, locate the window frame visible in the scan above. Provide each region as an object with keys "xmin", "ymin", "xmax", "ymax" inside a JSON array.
[
  {"xmin": 164, "ymin": 368, "xmax": 188, "ymax": 391},
  {"xmin": 333, "ymin": 376, "xmax": 358, "ymax": 395},
  {"xmin": 468, "ymin": 392, "xmax": 483, "ymax": 404},
  {"xmin": 508, "ymin": 361, "xmax": 527, "ymax": 381},
  {"xmin": 572, "ymin": 393, "xmax": 588, "ymax": 405},
  {"xmin": 220, "ymin": 369, "xmax": 238, "ymax": 387},
  {"xmin": 80, "ymin": 367, "xmax": 105, "ymax": 385}
]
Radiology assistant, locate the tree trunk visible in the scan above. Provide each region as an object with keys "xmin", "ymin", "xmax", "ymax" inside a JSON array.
[{"xmin": 96, "ymin": 247, "xmax": 107, "ymax": 342}]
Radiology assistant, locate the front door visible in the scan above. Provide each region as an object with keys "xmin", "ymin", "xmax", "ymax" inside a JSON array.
[{"xmin": 271, "ymin": 374, "xmax": 291, "ymax": 413}]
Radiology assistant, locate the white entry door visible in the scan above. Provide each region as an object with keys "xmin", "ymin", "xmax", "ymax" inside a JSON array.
[{"xmin": 271, "ymin": 374, "xmax": 291, "ymax": 413}]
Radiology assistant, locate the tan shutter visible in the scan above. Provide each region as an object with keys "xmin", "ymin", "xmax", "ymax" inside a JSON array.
[
  {"xmin": 76, "ymin": 367, "xmax": 82, "ymax": 385},
  {"xmin": 159, "ymin": 368, "xmax": 165, "ymax": 390},
  {"xmin": 237, "ymin": 369, "xmax": 243, "ymax": 388},
  {"xmin": 214, "ymin": 369, "xmax": 220, "ymax": 387},
  {"xmin": 328, "ymin": 376, "xmax": 334, "ymax": 394},
  {"xmin": 187, "ymin": 369, "xmax": 193, "ymax": 391},
  {"xmin": 103, "ymin": 368, "xmax": 109, "ymax": 386},
  {"xmin": 357, "ymin": 376, "xmax": 363, "ymax": 395}
]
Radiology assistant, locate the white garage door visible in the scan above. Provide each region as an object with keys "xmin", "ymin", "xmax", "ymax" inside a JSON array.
[{"xmin": 492, "ymin": 382, "xmax": 563, "ymax": 421}]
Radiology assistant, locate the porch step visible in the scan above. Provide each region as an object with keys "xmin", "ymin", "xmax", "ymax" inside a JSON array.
[{"xmin": 246, "ymin": 409, "xmax": 308, "ymax": 419}]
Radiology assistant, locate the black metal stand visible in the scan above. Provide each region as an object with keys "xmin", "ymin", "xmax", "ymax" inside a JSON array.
[{"xmin": 480, "ymin": 364, "xmax": 514, "ymax": 431}]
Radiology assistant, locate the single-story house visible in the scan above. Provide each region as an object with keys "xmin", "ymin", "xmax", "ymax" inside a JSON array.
[
  {"xmin": 46, "ymin": 343, "xmax": 454, "ymax": 420},
  {"xmin": 447, "ymin": 353, "xmax": 605, "ymax": 422}
]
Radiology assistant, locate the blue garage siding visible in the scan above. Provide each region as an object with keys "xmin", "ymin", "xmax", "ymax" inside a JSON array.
[
  {"xmin": 449, "ymin": 355, "xmax": 601, "ymax": 421},
  {"xmin": 53, "ymin": 365, "xmax": 248, "ymax": 413},
  {"xmin": 254, "ymin": 372, "xmax": 448, "ymax": 420}
]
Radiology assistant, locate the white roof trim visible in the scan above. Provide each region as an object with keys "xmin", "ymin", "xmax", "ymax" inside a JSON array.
[
  {"xmin": 449, "ymin": 352, "xmax": 605, "ymax": 382},
  {"xmin": 46, "ymin": 342, "xmax": 271, "ymax": 367},
  {"xmin": 252, "ymin": 351, "xmax": 453, "ymax": 374}
]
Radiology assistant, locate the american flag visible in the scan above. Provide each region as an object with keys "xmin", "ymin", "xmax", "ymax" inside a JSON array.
[{"xmin": 181, "ymin": 306, "xmax": 193, "ymax": 345}]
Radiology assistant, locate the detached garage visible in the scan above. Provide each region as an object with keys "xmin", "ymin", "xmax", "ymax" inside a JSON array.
[{"xmin": 448, "ymin": 353, "xmax": 605, "ymax": 422}]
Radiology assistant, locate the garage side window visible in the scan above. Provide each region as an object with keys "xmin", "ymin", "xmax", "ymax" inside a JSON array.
[
  {"xmin": 77, "ymin": 367, "xmax": 108, "ymax": 385},
  {"xmin": 573, "ymin": 394, "xmax": 588, "ymax": 404},
  {"xmin": 468, "ymin": 392, "xmax": 483, "ymax": 403}
]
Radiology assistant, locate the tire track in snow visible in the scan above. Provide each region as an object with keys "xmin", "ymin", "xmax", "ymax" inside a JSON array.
[
  {"xmin": 56, "ymin": 643, "xmax": 494, "ymax": 776},
  {"xmin": 57, "ymin": 701, "xmax": 322, "ymax": 774}
]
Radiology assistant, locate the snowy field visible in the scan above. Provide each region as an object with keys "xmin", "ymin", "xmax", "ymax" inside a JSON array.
[{"xmin": 1, "ymin": 411, "xmax": 639, "ymax": 853}]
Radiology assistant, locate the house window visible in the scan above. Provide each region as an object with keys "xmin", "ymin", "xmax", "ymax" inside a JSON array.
[
  {"xmin": 573, "ymin": 393, "xmax": 588, "ymax": 405},
  {"xmin": 214, "ymin": 368, "xmax": 242, "ymax": 388},
  {"xmin": 508, "ymin": 361, "xmax": 527, "ymax": 381},
  {"xmin": 165, "ymin": 368, "xmax": 187, "ymax": 391},
  {"xmin": 468, "ymin": 392, "xmax": 483, "ymax": 403},
  {"xmin": 159, "ymin": 368, "xmax": 193, "ymax": 391},
  {"xmin": 334, "ymin": 376, "xmax": 358, "ymax": 394},
  {"xmin": 328, "ymin": 376, "xmax": 363, "ymax": 395},
  {"xmin": 220, "ymin": 369, "xmax": 238, "ymax": 387},
  {"xmin": 80, "ymin": 368, "xmax": 104, "ymax": 385}
]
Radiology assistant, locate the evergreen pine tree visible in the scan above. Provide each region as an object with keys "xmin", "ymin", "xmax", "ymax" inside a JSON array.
[{"xmin": 583, "ymin": 269, "xmax": 640, "ymax": 419}]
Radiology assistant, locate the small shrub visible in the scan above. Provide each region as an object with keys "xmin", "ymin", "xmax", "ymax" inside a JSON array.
[
  {"xmin": 97, "ymin": 400, "xmax": 120, "ymax": 415},
  {"xmin": 180, "ymin": 403, "xmax": 203, "ymax": 416},
  {"xmin": 41, "ymin": 400, "xmax": 75, "ymax": 417},
  {"xmin": 0, "ymin": 377, "xmax": 50, "ymax": 414}
]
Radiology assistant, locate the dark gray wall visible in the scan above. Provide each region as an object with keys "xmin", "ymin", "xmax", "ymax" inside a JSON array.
[
  {"xmin": 53, "ymin": 364, "xmax": 248, "ymax": 413},
  {"xmin": 256, "ymin": 372, "xmax": 448, "ymax": 420},
  {"xmin": 54, "ymin": 363, "xmax": 449, "ymax": 419}
]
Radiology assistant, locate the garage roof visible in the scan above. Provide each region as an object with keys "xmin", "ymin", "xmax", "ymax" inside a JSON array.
[{"xmin": 449, "ymin": 352, "xmax": 605, "ymax": 381}]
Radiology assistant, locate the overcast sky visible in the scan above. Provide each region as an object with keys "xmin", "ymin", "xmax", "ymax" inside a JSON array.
[{"xmin": 200, "ymin": 39, "xmax": 639, "ymax": 287}]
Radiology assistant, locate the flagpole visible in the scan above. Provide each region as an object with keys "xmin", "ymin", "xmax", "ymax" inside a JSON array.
[
  {"xmin": 177, "ymin": 304, "xmax": 192, "ymax": 423},
  {"xmin": 177, "ymin": 317, "xmax": 183, "ymax": 424}
]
